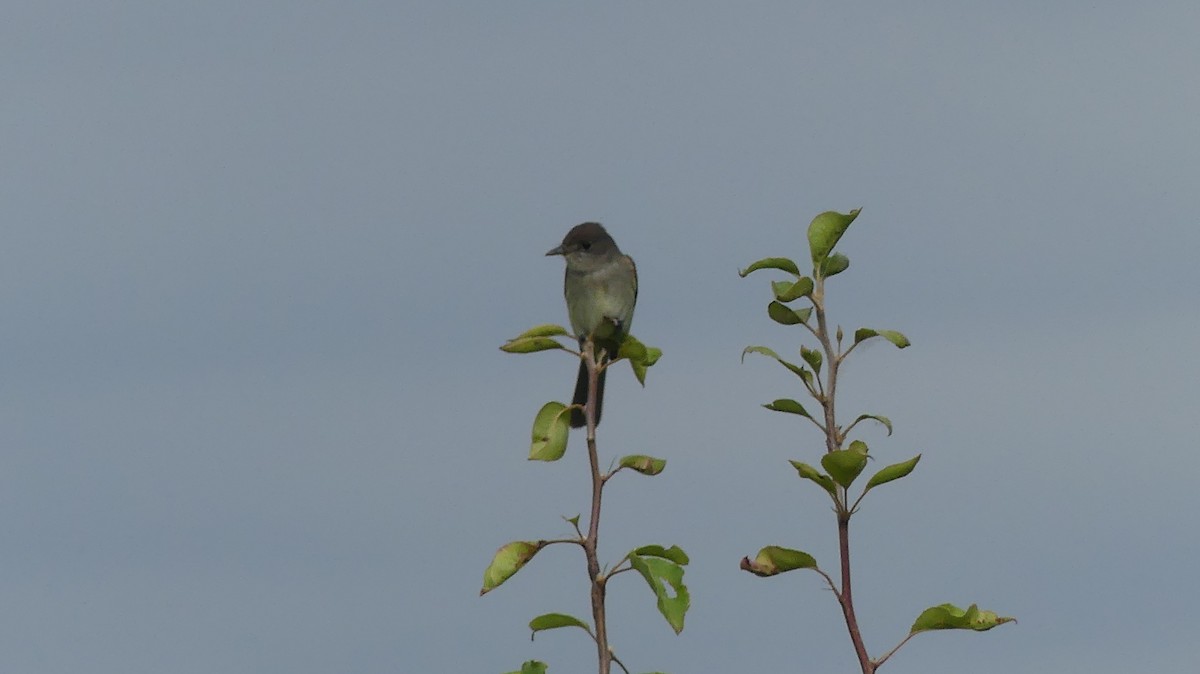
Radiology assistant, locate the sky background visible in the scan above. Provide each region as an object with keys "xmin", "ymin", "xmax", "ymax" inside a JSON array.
[{"xmin": 3, "ymin": 1, "xmax": 1199, "ymax": 672}]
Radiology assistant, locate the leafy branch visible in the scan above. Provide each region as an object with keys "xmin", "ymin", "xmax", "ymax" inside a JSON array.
[
  {"xmin": 485, "ymin": 327, "xmax": 686, "ymax": 674},
  {"xmin": 738, "ymin": 208, "xmax": 1013, "ymax": 673}
]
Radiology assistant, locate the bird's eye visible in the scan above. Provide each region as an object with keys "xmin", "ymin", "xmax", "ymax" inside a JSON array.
[{"xmin": 580, "ymin": 241, "xmax": 591, "ymax": 251}]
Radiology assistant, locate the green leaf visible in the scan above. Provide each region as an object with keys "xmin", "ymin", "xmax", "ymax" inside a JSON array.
[
  {"xmin": 503, "ymin": 661, "xmax": 548, "ymax": 674},
  {"xmin": 796, "ymin": 365, "xmax": 815, "ymax": 389},
  {"xmin": 481, "ymin": 541, "xmax": 543, "ymax": 594},
  {"xmin": 911, "ymin": 603, "xmax": 1016, "ymax": 634},
  {"xmin": 633, "ymin": 544, "xmax": 690, "ymax": 565},
  {"xmin": 821, "ymin": 450, "xmax": 869, "ymax": 488},
  {"xmin": 763, "ymin": 398, "xmax": 813, "ymax": 420},
  {"xmin": 644, "ymin": 347, "xmax": 663, "ymax": 366},
  {"xmin": 800, "ymin": 345, "xmax": 823, "ymax": 373},
  {"xmin": 853, "ymin": 328, "xmax": 911, "ymax": 349},
  {"xmin": 820, "ymin": 252, "xmax": 850, "ymax": 277},
  {"xmin": 627, "ymin": 555, "xmax": 690, "ymax": 634},
  {"xmin": 741, "ymin": 345, "xmax": 813, "ymax": 383},
  {"xmin": 741, "ymin": 345, "xmax": 781, "ymax": 362},
  {"xmin": 530, "ymin": 612, "xmax": 593, "ymax": 638},
  {"xmin": 739, "ymin": 256, "xmax": 801, "ymax": 277},
  {"xmin": 864, "ymin": 455, "xmax": 921, "ymax": 492},
  {"xmin": 515, "ymin": 324, "xmax": 571, "ymax": 339},
  {"xmin": 767, "ymin": 301, "xmax": 808, "ymax": 326},
  {"xmin": 620, "ymin": 335, "xmax": 661, "ymax": 386},
  {"xmin": 500, "ymin": 337, "xmax": 568, "ymax": 354},
  {"xmin": 772, "ymin": 277, "xmax": 814, "ymax": 302},
  {"xmin": 848, "ymin": 439, "xmax": 868, "ymax": 454},
  {"xmin": 739, "ymin": 545, "xmax": 818, "ymax": 577},
  {"xmin": 850, "ymin": 413, "xmax": 893, "ymax": 436},
  {"xmin": 530, "ymin": 402, "xmax": 570, "ymax": 462},
  {"xmin": 616, "ymin": 334, "xmax": 646, "ymax": 361},
  {"xmin": 564, "ymin": 514, "xmax": 580, "ymax": 528},
  {"xmin": 788, "ymin": 460, "xmax": 837, "ymax": 496},
  {"xmin": 619, "ymin": 454, "xmax": 667, "ymax": 476},
  {"xmin": 502, "ymin": 661, "xmax": 547, "ymax": 674},
  {"xmin": 807, "ymin": 209, "xmax": 861, "ymax": 264}
]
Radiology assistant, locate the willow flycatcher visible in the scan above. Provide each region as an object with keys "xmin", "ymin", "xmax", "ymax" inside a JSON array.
[{"xmin": 546, "ymin": 222, "xmax": 638, "ymax": 428}]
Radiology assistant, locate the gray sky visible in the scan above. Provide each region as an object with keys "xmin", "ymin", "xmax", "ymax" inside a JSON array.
[{"xmin": 4, "ymin": 1, "xmax": 1198, "ymax": 672}]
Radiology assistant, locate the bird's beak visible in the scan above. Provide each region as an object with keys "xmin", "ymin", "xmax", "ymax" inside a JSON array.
[{"xmin": 545, "ymin": 245, "xmax": 565, "ymax": 256}]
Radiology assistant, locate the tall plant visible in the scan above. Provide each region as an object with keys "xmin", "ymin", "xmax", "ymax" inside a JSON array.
[
  {"xmin": 738, "ymin": 208, "xmax": 1013, "ymax": 673},
  {"xmin": 482, "ymin": 326, "xmax": 687, "ymax": 674}
]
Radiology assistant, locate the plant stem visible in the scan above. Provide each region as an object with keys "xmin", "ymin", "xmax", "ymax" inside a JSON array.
[
  {"xmin": 812, "ymin": 282, "xmax": 840, "ymax": 453},
  {"xmin": 816, "ymin": 276, "xmax": 872, "ymax": 672},
  {"xmin": 583, "ymin": 340, "xmax": 611, "ymax": 674},
  {"xmin": 838, "ymin": 512, "xmax": 873, "ymax": 674}
]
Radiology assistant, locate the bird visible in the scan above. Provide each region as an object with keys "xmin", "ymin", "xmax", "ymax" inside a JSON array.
[{"xmin": 546, "ymin": 222, "xmax": 638, "ymax": 428}]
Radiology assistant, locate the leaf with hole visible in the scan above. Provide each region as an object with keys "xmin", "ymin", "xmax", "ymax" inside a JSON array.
[
  {"xmin": 632, "ymin": 544, "xmax": 690, "ymax": 565},
  {"xmin": 627, "ymin": 554, "xmax": 689, "ymax": 634}
]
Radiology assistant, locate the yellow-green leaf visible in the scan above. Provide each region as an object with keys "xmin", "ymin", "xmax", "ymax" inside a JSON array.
[
  {"xmin": 481, "ymin": 541, "xmax": 543, "ymax": 594},
  {"xmin": 619, "ymin": 454, "xmax": 666, "ymax": 476},
  {"xmin": 501, "ymin": 337, "xmax": 568, "ymax": 354},
  {"xmin": 530, "ymin": 402, "xmax": 570, "ymax": 461},
  {"xmin": 911, "ymin": 603, "xmax": 1016, "ymax": 633},
  {"xmin": 632, "ymin": 544, "xmax": 690, "ymax": 565},
  {"xmin": 807, "ymin": 209, "xmax": 861, "ymax": 264},
  {"xmin": 739, "ymin": 256, "xmax": 801, "ymax": 277},
  {"xmin": 821, "ymin": 449, "xmax": 869, "ymax": 488},
  {"xmin": 740, "ymin": 545, "xmax": 818, "ymax": 577},
  {"xmin": 789, "ymin": 460, "xmax": 837, "ymax": 496},
  {"xmin": 529, "ymin": 612, "xmax": 592, "ymax": 638},
  {"xmin": 853, "ymin": 328, "xmax": 911, "ymax": 349},
  {"xmin": 864, "ymin": 455, "xmax": 921, "ymax": 492},
  {"xmin": 515, "ymin": 324, "xmax": 571, "ymax": 339},
  {"xmin": 772, "ymin": 277, "xmax": 814, "ymax": 302},
  {"xmin": 763, "ymin": 398, "xmax": 814, "ymax": 420},
  {"xmin": 628, "ymin": 555, "xmax": 690, "ymax": 634}
]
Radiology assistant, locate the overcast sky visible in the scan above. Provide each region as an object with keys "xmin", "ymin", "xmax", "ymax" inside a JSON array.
[{"xmin": 4, "ymin": 2, "xmax": 1199, "ymax": 673}]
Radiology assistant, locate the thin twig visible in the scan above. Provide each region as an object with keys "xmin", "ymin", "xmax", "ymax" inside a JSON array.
[
  {"xmin": 873, "ymin": 631, "xmax": 917, "ymax": 669},
  {"xmin": 813, "ymin": 272, "xmax": 874, "ymax": 673},
  {"xmin": 582, "ymin": 337, "xmax": 612, "ymax": 674}
]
